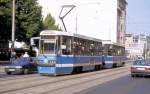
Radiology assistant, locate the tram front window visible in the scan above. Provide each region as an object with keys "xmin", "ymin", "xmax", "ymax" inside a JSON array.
[
  {"xmin": 41, "ymin": 40, "xmax": 56, "ymax": 55},
  {"xmin": 44, "ymin": 43, "xmax": 55, "ymax": 54}
]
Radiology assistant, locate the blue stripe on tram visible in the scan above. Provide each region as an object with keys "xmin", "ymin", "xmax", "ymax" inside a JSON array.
[{"xmin": 37, "ymin": 55, "xmax": 103, "ymax": 75}]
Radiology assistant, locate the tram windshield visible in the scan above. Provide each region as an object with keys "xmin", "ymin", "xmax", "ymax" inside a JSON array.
[{"xmin": 40, "ymin": 40, "xmax": 56, "ymax": 55}]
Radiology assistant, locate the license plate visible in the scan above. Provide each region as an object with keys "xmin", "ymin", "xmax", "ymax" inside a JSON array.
[
  {"xmin": 9, "ymin": 69, "xmax": 15, "ymax": 71},
  {"xmin": 137, "ymin": 68, "xmax": 145, "ymax": 70}
]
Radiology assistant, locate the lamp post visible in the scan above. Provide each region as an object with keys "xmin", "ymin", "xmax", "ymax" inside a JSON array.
[{"xmin": 11, "ymin": 0, "xmax": 15, "ymax": 51}]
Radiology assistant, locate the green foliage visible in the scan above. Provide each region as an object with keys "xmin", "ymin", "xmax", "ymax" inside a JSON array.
[
  {"xmin": 16, "ymin": 0, "xmax": 43, "ymax": 43},
  {"xmin": 0, "ymin": 0, "xmax": 43, "ymax": 44},
  {"xmin": 0, "ymin": 0, "xmax": 12, "ymax": 40},
  {"xmin": 43, "ymin": 13, "xmax": 61, "ymax": 30}
]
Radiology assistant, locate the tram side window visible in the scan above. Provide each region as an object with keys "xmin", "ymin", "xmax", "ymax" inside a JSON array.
[
  {"xmin": 107, "ymin": 49, "xmax": 112, "ymax": 56},
  {"xmin": 73, "ymin": 38, "xmax": 102, "ymax": 56},
  {"xmin": 94, "ymin": 42, "xmax": 102, "ymax": 55},
  {"xmin": 98, "ymin": 43, "xmax": 103, "ymax": 55},
  {"xmin": 90, "ymin": 41, "xmax": 102, "ymax": 56},
  {"xmin": 85, "ymin": 41, "xmax": 90, "ymax": 56},
  {"xmin": 74, "ymin": 38, "xmax": 92, "ymax": 56},
  {"xmin": 80, "ymin": 39, "xmax": 88, "ymax": 56},
  {"xmin": 103, "ymin": 47, "xmax": 113, "ymax": 56},
  {"xmin": 118, "ymin": 47, "xmax": 125, "ymax": 56},
  {"xmin": 73, "ymin": 38, "xmax": 80, "ymax": 55},
  {"xmin": 113, "ymin": 46, "xmax": 118, "ymax": 56},
  {"xmin": 90, "ymin": 42, "xmax": 95, "ymax": 56},
  {"xmin": 61, "ymin": 36, "xmax": 72, "ymax": 55},
  {"xmin": 122, "ymin": 48, "xmax": 125, "ymax": 55}
]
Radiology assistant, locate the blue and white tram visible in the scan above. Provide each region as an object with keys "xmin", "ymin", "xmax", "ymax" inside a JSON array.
[
  {"xmin": 103, "ymin": 43, "xmax": 126, "ymax": 68},
  {"xmin": 35, "ymin": 30, "xmax": 103, "ymax": 75}
]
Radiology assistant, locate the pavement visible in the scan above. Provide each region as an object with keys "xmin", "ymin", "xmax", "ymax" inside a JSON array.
[
  {"xmin": 0, "ymin": 61, "xmax": 10, "ymax": 65},
  {"xmin": 0, "ymin": 61, "xmax": 9, "ymax": 74},
  {"xmin": 0, "ymin": 65, "xmax": 5, "ymax": 73},
  {"xmin": 77, "ymin": 75, "xmax": 150, "ymax": 94}
]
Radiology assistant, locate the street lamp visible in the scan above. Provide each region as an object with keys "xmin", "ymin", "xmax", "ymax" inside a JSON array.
[{"xmin": 11, "ymin": 0, "xmax": 15, "ymax": 51}]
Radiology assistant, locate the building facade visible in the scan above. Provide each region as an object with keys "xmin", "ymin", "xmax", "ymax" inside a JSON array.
[
  {"xmin": 117, "ymin": 0, "xmax": 127, "ymax": 45},
  {"xmin": 39, "ymin": 0, "xmax": 127, "ymax": 46},
  {"xmin": 125, "ymin": 33, "xmax": 147, "ymax": 59},
  {"xmin": 144, "ymin": 36, "xmax": 150, "ymax": 58}
]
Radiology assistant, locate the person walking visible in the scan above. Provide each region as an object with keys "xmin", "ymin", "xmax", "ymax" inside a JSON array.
[
  {"xmin": 23, "ymin": 52, "xmax": 29, "ymax": 57},
  {"xmin": 10, "ymin": 51, "xmax": 16, "ymax": 63}
]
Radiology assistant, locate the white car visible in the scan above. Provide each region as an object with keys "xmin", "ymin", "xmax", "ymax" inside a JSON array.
[{"xmin": 131, "ymin": 60, "xmax": 150, "ymax": 77}]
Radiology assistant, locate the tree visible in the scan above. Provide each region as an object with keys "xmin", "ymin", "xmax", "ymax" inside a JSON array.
[
  {"xmin": 0, "ymin": 0, "xmax": 12, "ymax": 41},
  {"xmin": 16, "ymin": 0, "xmax": 43, "ymax": 43},
  {"xmin": 0, "ymin": 0, "xmax": 43, "ymax": 44},
  {"xmin": 43, "ymin": 13, "xmax": 61, "ymax": 30}
]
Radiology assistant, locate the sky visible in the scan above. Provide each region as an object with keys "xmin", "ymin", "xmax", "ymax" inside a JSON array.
[
  {"xmin": 126, "ymin": 0, "xmax": 150, "ymax": 35},
  {"xmin": 38, "ymin": 0, "xmax": 150, "ymax": 35}
]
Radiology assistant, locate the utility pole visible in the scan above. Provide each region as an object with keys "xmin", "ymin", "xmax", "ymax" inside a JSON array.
[{"xmin": 12, "ymin": 0, "xmax": 15, "ymax": 51}]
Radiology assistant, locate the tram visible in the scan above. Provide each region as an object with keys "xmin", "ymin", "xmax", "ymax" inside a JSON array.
[
  {"xmin": 34, "ymin": 30, "xmax": 103, "ymax": 75},
  {"xmin": 103, "ymin": 42, "xmax": 126, "ymax": 68}
]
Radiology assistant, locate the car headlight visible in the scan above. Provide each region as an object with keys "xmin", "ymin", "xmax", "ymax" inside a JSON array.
[
  {"xmin": 15, "ymin": 66, "xmax": 22, "ymax": 68},
  {"xmin": 5, "ymin": 66, "xmax": 9, "ymax": 68}
]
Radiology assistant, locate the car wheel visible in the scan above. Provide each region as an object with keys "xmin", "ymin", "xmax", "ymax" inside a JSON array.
[
  {"xmin": 6, "ymin": 72, "xmax": 11, "ymax": 75},
  {"xmin": 23, "ymin": 69, "xmax": 29, "ymax": 74}
]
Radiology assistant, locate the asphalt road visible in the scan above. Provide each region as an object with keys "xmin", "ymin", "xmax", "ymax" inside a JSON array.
[
  {"xmin": 77, "ymin": 75, "xmax": 150, "ymax": 94},
  {"xmin": 0, "ymin": 65, "xmax": 130, "ymax": 94},
  {"xmin": 0, "ymin": 62, "xmax": 134, "ymax": 94}
]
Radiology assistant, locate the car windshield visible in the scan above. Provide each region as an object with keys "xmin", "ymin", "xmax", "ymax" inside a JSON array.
[{"xmin": 133, "ymin": 60, "xmax": 146, "ymax": 65}]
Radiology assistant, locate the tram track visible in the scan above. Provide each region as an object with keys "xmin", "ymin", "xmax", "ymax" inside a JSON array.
[
  {"xmin": 0, "ymin": 61, "xmax": 131, "ymax": 81},
  {"xmin": 0, "ymin": 74, "xmax": 48, "ymax": 86},
  {"xmin": 42, "ymin": 70, "xmax": 129, "ymax": 94},
  {"xmin": 0, "ymin": 64, "xmax": 129, "ymax": 85},
  {"xmin": 0, "ymin": 73, "xmax": 39, "ymax": 81},
  {"xmin": 0, "ymin": 65, "xmax": 130, "ymax": 94},
  {"xmin": 1, "ymin": 65, "xmax": 130, "ymax": 86},
  {"xmin": 6, "ymin": 67, "xmax": 130, "ymax": 94}
]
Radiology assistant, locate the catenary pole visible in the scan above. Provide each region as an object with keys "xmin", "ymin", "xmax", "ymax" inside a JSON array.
[{"xmin": 12, "ymin": 0, "xmax": 15, "ymax": 50}]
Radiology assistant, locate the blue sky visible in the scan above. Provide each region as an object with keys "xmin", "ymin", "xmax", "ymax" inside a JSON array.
[{"xmin": 126, "ymin": 0, "xmax": 150, "ymax": 35}]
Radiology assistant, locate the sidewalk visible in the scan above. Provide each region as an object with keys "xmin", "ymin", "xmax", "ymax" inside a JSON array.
[
  {"xmin": 0, "ymin": 66, "xmax": 4, "ymax": 72},
  {"xmin": 0, "ymin": 61, "xmax": 10, "ymax": 65}
]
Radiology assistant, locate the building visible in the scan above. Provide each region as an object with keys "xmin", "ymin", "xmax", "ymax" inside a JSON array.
[
  {"xmin": 117, "ymin": 0, "xmax": 127, "ymax": 45},
  {"xmin": 38, "ymin": 0, "xmax": 127, "ymax": 46},
  {"xmin": 125, "ymin": 33, "xmax": 146, "ymax": 59},
  {"xmin": 144, "ymin": 36, "xmax": 150, "ymax": 58}
]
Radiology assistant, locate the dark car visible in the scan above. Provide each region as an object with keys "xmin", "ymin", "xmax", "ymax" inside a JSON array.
[
  {"xmin": 5, "ymin": 57, "xmax": 37, "ymax": 74},
  {"xmin": 131, "ymin": 60, "xmax": 150, "ymax": 77}
]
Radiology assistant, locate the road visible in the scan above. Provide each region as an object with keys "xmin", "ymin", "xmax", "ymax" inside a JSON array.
[
  {"xmin": 77, "ymin": 75, "xmax": 150, "ymax": 94},
  {"xmin": 0, "ymin": 63, "xmax": 142, "ymax": 94}
]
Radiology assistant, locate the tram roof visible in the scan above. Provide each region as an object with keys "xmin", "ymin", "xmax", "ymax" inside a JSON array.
[
  {"xmin": 40, "ymin": 30, "xmax": 73, "ymax": 36},
  {"xmin": 102, "ymin": 40, "xmax": 124, "ymax": 47},
  {"xmin": 40, "ymin": 30, "xmax": 102, "ymax": 42}
]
